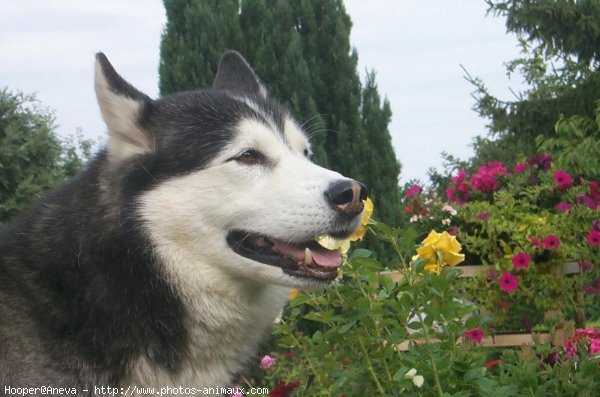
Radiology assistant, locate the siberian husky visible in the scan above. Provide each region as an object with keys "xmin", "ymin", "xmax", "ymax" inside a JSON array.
[{"xmin": 0, "ymin": 51, "xmax": 366, "ymax": 393}]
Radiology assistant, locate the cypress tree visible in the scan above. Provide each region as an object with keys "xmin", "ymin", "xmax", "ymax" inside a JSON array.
[{"xmin": 159, "ymin": 0, "xmax": 242, "ymax": 95}]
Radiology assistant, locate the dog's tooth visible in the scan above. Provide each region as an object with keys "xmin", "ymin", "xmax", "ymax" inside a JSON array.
[{"xmin": 304, "ymin": 248, "xmax": 313, "ymax": 265}]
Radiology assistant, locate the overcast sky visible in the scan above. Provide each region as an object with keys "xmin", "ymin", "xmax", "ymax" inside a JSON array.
[{"xmin": 1, "ymin": 0, "xmax": 523, "ymax": 183}]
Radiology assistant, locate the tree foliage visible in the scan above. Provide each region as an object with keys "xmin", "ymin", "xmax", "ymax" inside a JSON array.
[
  {"xmin": 159, "ymin": 0, "xmax": 403, "ymax": 246},
  {"xmin": 0, "ymin": 88, "xmax": 92, "ymax": 223},
  {"xmin": 464, "ymin": 0, "xmax": 600, "ymax": 170}
]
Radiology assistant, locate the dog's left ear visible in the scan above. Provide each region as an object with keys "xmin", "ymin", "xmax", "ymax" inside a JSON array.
[
  {"xmin": 213, "ymin": 51, "xmax": 267, "ymax": 99},
  {"xmin": 95, "ymin": 52, "xmax": 155, "ymax": 162}
]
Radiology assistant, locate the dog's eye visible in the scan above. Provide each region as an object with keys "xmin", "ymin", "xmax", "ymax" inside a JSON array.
[
  {"xmin": 235, "ymin": 149, "xmax": 265, "ymax": 165},
  {"xmin": 303, "ymin": 149, "xmax": 310, "ymax": 158}
]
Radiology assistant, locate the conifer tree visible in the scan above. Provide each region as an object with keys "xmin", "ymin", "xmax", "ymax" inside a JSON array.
[
  {"xmin": 466, "ymin": 0, "xmax": 600, "ymax": 167},
  {"xmin": 159, "ymin": 0, "xmax": 242, "ymax": 94}
]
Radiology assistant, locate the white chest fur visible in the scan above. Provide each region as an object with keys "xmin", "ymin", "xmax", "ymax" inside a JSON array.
[{"xmin": 126, "ymin": 256, "xmax": 289, "ymax": 392}]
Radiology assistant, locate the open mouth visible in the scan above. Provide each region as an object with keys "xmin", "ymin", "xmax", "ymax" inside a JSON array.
[{"xmin": 226, "ymin": 231, "xmax": 343, "ymax": 282}]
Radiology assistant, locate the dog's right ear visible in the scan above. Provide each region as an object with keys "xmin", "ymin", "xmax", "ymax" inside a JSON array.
[
  {"xmin": 95, "ymin": 53, "xmax": 154, "ymax": 162},
  {"xmin": 213, "ymin": 51, "xmax": 267, "ymax": 99}
]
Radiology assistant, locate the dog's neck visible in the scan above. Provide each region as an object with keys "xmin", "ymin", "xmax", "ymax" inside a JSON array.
[{"xmin": 126, "ymin": 251, "xmax": 290, "ymax": 389}]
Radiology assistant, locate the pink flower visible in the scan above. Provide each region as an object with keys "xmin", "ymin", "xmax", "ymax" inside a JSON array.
[
  {"xmin": 405, "ymin": 184, "xmax": 422, "ymax": 198},
  {"xmin": 576, "ymin": 195, "xmax": 599, "ymax": 209},
  {"xmin": 554, "ymin": 202, "xmax": 572, "ymax": 212},
  {"xmin": 486, "ymin": 161, "xmax": 508, "ymax": 176},
  {"xmin": 464, "ymin": 327, "xmax": 484, "ymax": 344},
  {"xmin": 499, "ymin": 271, "xmax": 518, "ymax": 292},
  {"xmin": 451, "ymin": 169, "xmax": 468, "ymax": 184},
  {"xmin": 530, "ymin": 236, "xmax": 544, "ymax": 248},
  {"xmin": 513, "ymin": 162, "xmax": 527, "ymax": 173},
  {"xmin": 543, "ymin": 235, "xmax": 560, "ymax": 250},
  {"xmin": 565, "ymin": 328, "xmax": 600, "ymax": 358},
  {"xmin": 512, "ymin": 252, "xmax": 531, "ymax": 269},
  {"xmin": 446, "ymin": 184, "xmax": 470, "ymax": 205},
  {"xmin": 269, "ymin": 381, "xmax": 300, "ymax": 397},
  {"xmin": 584, "ymin": 277, "xmax": 600, "ymax": 293},
  {"xmin": 584, "ymin": 285, "xmax": 600, "ymax": 294},
  {"xmin": 470, "ymin": 170, "xmax": 498, "ymax": 193},
  {"xmin": 528, "ymin": 153, "xmax": 552, "ymax": 170},
  {"xmin": 553, "ymin": 170, "xmax": 572, "ymax": 190},
  {"xmin": 476, "ymin": 211, "xmax": 491, "ymax": 221},
  {"xmin": 587, "ymin": 230, "xmax": 600, "ymax": 246},
  {"xmin": 590, "ymin": 181, "xmax": 600, "ymax": 201},
  {"xmin": 564, "ymin": 338, "xmax": 576, "ymax": 359},
  {"xmin": 260, "ymin": 354, "xmax": 276, "ymax": 369},
  {"xmin": 579, "ymin": 262, "xmax": 594, "ymax": 271}
]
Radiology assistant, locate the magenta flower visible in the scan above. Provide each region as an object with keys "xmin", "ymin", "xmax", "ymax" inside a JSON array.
[
  {"xmin": 579, "ymin": 262, "xmax": 594, "ymax": 271},
  {"xmin": 486, "ymin": 161, "xmax": 508, "ymax": 175},
  {"xmin": 554, "ymin": 202, "xmax": 572, "ymax": 212},
  {"xmin": 553, "ymin": 170, "xmax": 572, "ymax": 191},
  {"xmin": 464, "ymin": 327, "xmax": 484, "ymax": 344},
  {"xmin": 564, "ymin": 338, "xmax": 576, "ymax": 359},
  {"xmin": 543, "ymin": 235, "xmax": 560, "ymax": 250},
  {"xmin": 260, "ymin": 354, "xmax": 276, "ymax": 369},
  {"xmin": 584, "ymin": 285, "xmax": 600, "ymax": 294},
  {"xmin": 476, "ymin": 211, "xmax": 491, "ymax": 221},
  {"xmin": 587, "ymin": 230, "xmax": 600, "ymax": 246},
  {"xmin": 590, "ymin": 181, "xmax": 600, "ymax": 201},
  {"xmin": 528, "ymin": 153, "xmax": 552, "ymax": 169},
  {"xmin": 405, "ymin": 184, "xmax": 422, "ymax": 198},
  {"xmin": 576, "ymin": 195, "xmax": 599, "ymax": 210},
  {"xmin": 512, "ymin": 252, "xmax": 531, "ymax": 269},
  {"xmin": 530, "ymin": 236, "xmax": 544, "ymax": 248},
  {"xmin": 499, "ymin": 271, "xmax": 518, "ymax": 292},
  {"xmin": 268, "ymin": 381, "xmax": 301, "ymax": 397},
  {"xmin": 451, "ymin": 169, "xmax": 468, "ymax": 184},
  {"xmin": 470, "ymin": 170, "xmax": 498, "ymax": 193},
  {"xmin": 513, "ymin": 162, "xmax": 527, "ymax": 173}
]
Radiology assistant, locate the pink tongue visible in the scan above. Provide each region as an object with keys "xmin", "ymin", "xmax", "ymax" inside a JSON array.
[
  {"xmin": 271, "ymin": 240, "xmax": 342, "ymax": 268},
  {"xmin": 311, "ymin": 247, "xmax": 343, "ymax": 267}
]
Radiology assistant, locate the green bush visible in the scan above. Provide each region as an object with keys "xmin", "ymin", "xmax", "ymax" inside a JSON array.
[{"xmin": 247, "ymin": 222, "xmax": 599, "ymax": 396}]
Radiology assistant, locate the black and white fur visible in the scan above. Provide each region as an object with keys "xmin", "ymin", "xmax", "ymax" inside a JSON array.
[{"xmin": 0, "ymin": 51, "xmax": 365, "ymax": 392}]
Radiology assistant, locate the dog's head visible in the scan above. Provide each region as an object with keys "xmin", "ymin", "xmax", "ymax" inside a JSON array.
[{"xmin": 95, "ymin": 51, "xmax": 367, "ymax": 289}]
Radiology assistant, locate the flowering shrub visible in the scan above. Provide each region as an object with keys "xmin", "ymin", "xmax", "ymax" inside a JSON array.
[
  {"xmin": 444, "ymin": 153, "xmax": 599, "ymax": 330},
  {"xmin": 401, "ymin": 184, "xmax": 458, "ymax": 233},
  {"xmin": 247, "ymin": 222, "xmax": 600, "ymax": 396}
]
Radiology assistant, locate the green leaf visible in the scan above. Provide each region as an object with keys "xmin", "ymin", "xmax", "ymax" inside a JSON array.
[{"xmin": 337, "ymin": 320, "xmax": 355, "ymax": 334}]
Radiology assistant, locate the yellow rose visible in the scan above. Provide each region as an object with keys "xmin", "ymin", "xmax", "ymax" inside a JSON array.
[
  {"xmin": 315, "ymin": 235, "xmax": 351, "ymax": 255},
  {"xmin": 317, "ymin": 197, "xmax": 374, "ymax": 251},
  {"xmin": 417, "ymin": 230, "xmax": 465, "ymax": 272},
  {"xmin": 348, "ymin": 197, "xmax": 374, "ymax": 241}
]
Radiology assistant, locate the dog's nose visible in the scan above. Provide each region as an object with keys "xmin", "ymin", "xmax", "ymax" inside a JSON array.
[{"xmin": 325, "ymin": 180, "xmax": 368, "ymax": 215}]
